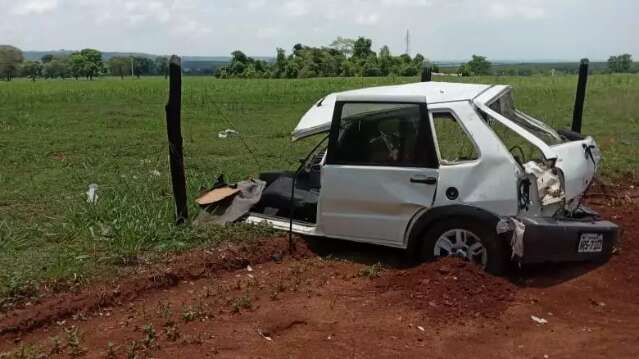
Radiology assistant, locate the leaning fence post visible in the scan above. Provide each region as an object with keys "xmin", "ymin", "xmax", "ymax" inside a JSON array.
[
  {"xmin": 572, "ymin": 58, "xmax": 589, "ymax": 134},
  {"xmin": 165, "ymin": 55, "xmax": 188, "ymax": 225}
]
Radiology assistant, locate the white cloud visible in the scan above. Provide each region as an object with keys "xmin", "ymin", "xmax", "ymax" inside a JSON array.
[
  {"xmin": 123, "ymin": 1, "xmax": 171, "ymax": 25},
  {"xmin": 247, "ymin": 0, "xmax": 267, "ymax": 10},
  {"xmin": 10, "ymin": 0, "xmax": 58, "ymax": 15},
  {"xmin": 256, "ymin": 26, "xmax": 282, "ymax": 39},
  {"xmin": 380, "ymin": 0, "xmax": 431, "ymax": 7},
  {"xmin": 282, "ymin": 0, "xmax": 310, "ymax": 17},
  {"xmin": 484, "ymin": 0, "xmax": 546, "ymax": 20},
  {"xmin": 356, "ymin": 13, "xmax": 380, "ymax": 25}
]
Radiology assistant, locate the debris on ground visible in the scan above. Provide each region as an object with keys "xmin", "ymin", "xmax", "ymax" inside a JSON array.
[
  {"xmin": 194, "ymin": 179, "xmax": 266, "ymax": 226},
  {"xmin": 195, "ymin": 186, "xmax": 240, "ymax": 206},
  {"xmin": 531, "ymin": 315, "xmax": 548, "ymax": 324},
  {"xmin": 218, "ymin": 129, "xmax": 239, "ymax": 139},
  {"xmin": 85, "ymin": 183, "xmax": 98, "ymax": 204}
]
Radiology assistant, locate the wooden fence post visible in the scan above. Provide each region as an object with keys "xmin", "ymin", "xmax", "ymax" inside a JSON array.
[
  {"xmin": 572, "ymin": 58, "xmax": 589, "ymax": 134},
  {"xmin": 421, "ymin": 66, "xmax": 432, "ymax": 82},
  {"xmin": 165, "ymin": 55, "xmax": 188, "ymax": 224}
]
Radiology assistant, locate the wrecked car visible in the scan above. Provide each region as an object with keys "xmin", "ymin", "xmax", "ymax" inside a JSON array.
[{"xmin": 239, "ymin": 81, "xmax": 618, "ymax": 274}]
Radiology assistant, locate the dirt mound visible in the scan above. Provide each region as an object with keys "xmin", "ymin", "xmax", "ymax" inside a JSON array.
[
  {"xmin": 0, "ymin": 236, "xmax": 310, "ymax": 338},
  {"xmin": 374, "ymin": 257, "xmax": 517, "ymax": 322}
]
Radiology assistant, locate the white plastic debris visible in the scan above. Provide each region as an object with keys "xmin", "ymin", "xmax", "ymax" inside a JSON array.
[
  {"xmin": 531, "ymin": 315, "xmax": 548, "ymax": 324},
  {"xmin": 257, "ymin": 328, "xmax": 272, "ymax": 341},
  {"xmin": 497, "ymin": 218, "xmax": 525, "ymax": 259},
  {"xmin": 86, "ymin": 184, "xmax": 98, "ymax": 204},
  {"xmin": 511, "ymin": 219, "xmax": 525, "ymax": 259},
  {"xmin": 218, "ymin": 129, "xmax": 239, "ymax": 139},
  {"xmin": 247, "ymin": 265, "xmax": 253, "ymax": 272},
  {"xmin": 417, "ymin": 326, "xmax": 425, "ymax": 332}
]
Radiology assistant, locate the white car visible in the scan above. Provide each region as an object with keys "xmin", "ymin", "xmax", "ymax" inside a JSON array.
[{"xmin": 246, "ymin": 81, "xmax": 618, "ymax": 274}]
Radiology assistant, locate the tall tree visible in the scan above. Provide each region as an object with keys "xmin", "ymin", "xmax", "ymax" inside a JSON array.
[
  {"xmin": 78, "ymin": 48, "xmax": 103, "ymax": 80},
  {"xmin": 70, "ymin": 53, "xmax": 87, "ymax": 79},
  {"xmin": 41, "ymin": 54, "xmax": 54, "ymax": 64},
  {"xmin": 0, "ymin": 45, "xmax": 24, "ymax": 81},
  {"xmin": 43, "ymin": 57, "xmax": 70, "ymax": 79},
  {"xmin": 20, "ymin": 60, "xmax": 42, "ymax": 81},
  {"xmin": 132, "ymin": 57, "xmax": 155, "ymax": 78},
  {"xmin": 108, "ymin": 56, "xmax": 130, "ymax": 79},
  {"xmin": 273, "ymin": 48, "xmax": 287, "ymax": 78},
  {"xmin": 459, "ymin": 55, "xmax": 492, "ymax": 76},
  {"xmin": 608, "ymin": 53, "xmax": 633, "ymax": 73},
  {"xmin": 231, "ymin": 50, "xmax": 249, "ymax": 64},
  {"xmin": 352, "ymin": 37, "xmax": 374, "ymax": 59},
  {"xmin": 154, "ymin": 56, "xmax": 169, "ymax": 78},
  {"xmin": 330, "ymin": 37, "xmax": 356, "ymax": 57}
]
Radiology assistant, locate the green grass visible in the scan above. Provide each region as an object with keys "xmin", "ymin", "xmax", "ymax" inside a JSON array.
[{"xmin": 0, "ymin": 74, "xmax": 637, "ymax": 301}]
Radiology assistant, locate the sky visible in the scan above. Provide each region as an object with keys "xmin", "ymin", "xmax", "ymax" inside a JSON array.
[{"xmin": 1, "ymin": 0, "xmax": 637, "ymax": 61}]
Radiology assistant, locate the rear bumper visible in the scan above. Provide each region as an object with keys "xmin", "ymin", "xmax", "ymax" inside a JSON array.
[{"xmin": 517, "ymin": 216, "xmax": 618, "ymax": 264}]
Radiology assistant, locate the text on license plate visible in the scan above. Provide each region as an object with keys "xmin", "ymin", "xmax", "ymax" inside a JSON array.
[{"xmin": 578, "ymin": 233, "xmax": 603, "ymax": 253}]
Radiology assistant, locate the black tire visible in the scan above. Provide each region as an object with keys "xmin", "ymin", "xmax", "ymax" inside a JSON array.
[{"xmin": 416, "ymin": 217, "xmax": 509, "ymax": 275}]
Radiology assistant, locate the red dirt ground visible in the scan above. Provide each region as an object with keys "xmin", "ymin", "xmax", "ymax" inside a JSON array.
[{"xmin": 1, "ymin": 184, "xmax": 638, "ymax": 358}]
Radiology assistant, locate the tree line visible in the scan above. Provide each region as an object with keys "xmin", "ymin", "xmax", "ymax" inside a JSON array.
[
  {"xmin": 0, "ymin": 45, "xmax": 169, "ymax": 81},
  {"xmin": 0, "ymin": 42, "xmax": 636, "ymax": 81},
  {"xmin": 215, "ymin": 37, "xmax": 436, "ymax": 79}
]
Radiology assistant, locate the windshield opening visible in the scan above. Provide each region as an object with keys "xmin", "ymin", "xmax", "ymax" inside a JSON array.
[{"xmin": 488, "ymin": 90, "xmax": 564, "ymax": 146}]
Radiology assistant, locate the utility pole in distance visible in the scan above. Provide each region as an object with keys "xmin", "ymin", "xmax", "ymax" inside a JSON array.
[{"xmin": 165, "ymin": 55, "xmax": 188, "ymax": 225}]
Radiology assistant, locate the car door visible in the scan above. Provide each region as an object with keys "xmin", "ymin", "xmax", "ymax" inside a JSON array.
[{"xmin": 318, "ymin": 100, "xmax": 439, "ymax": 248}]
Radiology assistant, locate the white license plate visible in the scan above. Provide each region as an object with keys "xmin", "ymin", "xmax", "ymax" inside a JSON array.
[{"xmin": 578, "ymin": 233, "xmax": 603, "ymax": 253}]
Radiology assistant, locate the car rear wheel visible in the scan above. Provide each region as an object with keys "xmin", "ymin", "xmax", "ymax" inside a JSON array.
[{"xmin": 419, "ymin": 218, "xmax": 508, "ymax": 275}]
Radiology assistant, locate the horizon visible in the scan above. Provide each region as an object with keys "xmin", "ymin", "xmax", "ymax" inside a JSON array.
[{"xmin": 18, "ymin": 49, "xmax": 617, "ymax": 64}]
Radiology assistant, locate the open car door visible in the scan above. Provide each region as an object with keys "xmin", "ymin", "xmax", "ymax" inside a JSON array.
[{"xmin": 318, "ymin": 96, "xmax": 440, "ymax": 248}]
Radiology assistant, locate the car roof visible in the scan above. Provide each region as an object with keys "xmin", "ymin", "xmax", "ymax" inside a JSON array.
[
  {"xmin": 292, "ymin": 81, "xmax": 507, "ymax": 140},
  {"xmin": 336, "ymin": 81, "xmax": 493, "ymax": 103}
]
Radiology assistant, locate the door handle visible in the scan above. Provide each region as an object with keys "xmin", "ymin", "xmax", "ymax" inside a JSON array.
[{"xmin": 410, "ymin": 176, "xmax": 437, "ymax": 185}]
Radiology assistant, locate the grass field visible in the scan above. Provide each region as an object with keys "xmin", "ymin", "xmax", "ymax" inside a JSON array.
[{"xmin": 1, "ymin": 74, "xmax": 638, "ymax": 301}]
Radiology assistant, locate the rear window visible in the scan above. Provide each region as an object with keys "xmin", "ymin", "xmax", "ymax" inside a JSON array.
[
  {"xmin": 489, "ymin": 90, "xmax": 564, "ymax": 146},
  {"xmin": 479, "ymin": 110, "xmax": 546, "ymax": 164},
  {"xmin": 431, "ymin": 112, "xmax": 479, "ymax": 164}
]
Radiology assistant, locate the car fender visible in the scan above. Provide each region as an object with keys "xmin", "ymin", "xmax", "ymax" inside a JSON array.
[{"xmin": 404, "ymin": 205, "xmax": 502, "ymax": 250}]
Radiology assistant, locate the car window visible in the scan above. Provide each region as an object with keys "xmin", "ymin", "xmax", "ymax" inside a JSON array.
[
  {"xmin": 480, "ymin": 110, "xmax": 546, "ymax": 165},
  {"xmin": 489, "ymin": 90, "xmax": 564, "ymax": 145},
  {"xmin": 329, "ymin": 102, "xmax": 433, "ymax": 167},
  {"xmin": 431, "ymin": 112, "xmax": 479, "ymax": 164}
]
